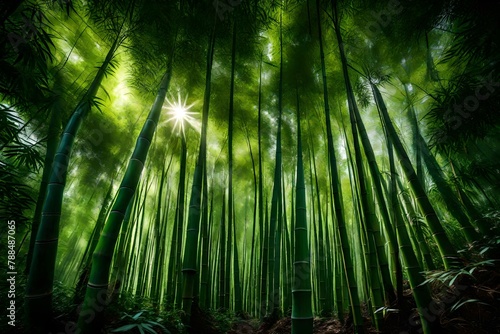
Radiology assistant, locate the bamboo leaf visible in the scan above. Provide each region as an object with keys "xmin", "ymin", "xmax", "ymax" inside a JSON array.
[{"xmin": 111, "ymin": 324, "xmax": 138, "ymax": 332}]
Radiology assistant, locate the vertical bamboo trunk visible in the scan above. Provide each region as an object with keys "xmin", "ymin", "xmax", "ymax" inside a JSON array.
[
  {"xmin": 218, "ymin": 191, "xmax": 227, "ymax": 309},
  {"xmin": 311, "ymin": 142, "xmax": 327, "ymax": 315},
  {"xmin": 244, "ymin": 125, "xmax": 258, "ymax": 315},
  {"xmin": 323, "ymin": 203, "xmax": 334, "ymax": 314},
  {"xmin": 225, "ymin": 188, "xmax": 231, "ymax": 309},
  {"xmin": 167, "ymin": 135, "xmax": 187, "ymax": 307},
  {"xmin": 150, "ymin": 166, "xmax": 165, "ymax": 300},
  {"xmin": 175, "ymin": 137, "xmax": 188, "ymax": 308},
  {"xmin": 200, "ymin": 171, "xmax": 210, "ymax": 308},
  {"xmin": 156, "ymin": 185, "xmax": 171, "ymax": 304},
  {"xmin": 268, "ymin": 7, "xmax": 284, "ymax": 318},
  {"xmin": 282, "ymin": 188, "xmax": 292, "ymax": 313},
  {"xmin": 226, "ymin": 19, "xmax": 243, "ymax": 313},
  {"xmin": 206, "ymin": 190, "xmax": 214, "ymax": 308},
  {"xmin": 181, "ymin": 18, "xmax": 217, "ymax": 321},
  {"xmin": 317, "ymin": 1, "xmax": 363, "ymax": 330},
  {"xmin": 257, "ymin": 55, "xmax": 266, "ymax": 318},
  {"xmin": 291, "ymin": 91, "xmax": 313, "ymax": 334},
  {"xmin": 233, "ymin": 205, "xmax": 243, "ymax": 313},
  {"xmin": 307, "ymin": 148, "xmax": 318, "ymax": 313},
  {"xmin": 152, "ymin": 154, "xmax": 173, "ymax": 302},
  {"xmin": 260, "ymin": 199, "xmax": 269, "ymax": 316}
]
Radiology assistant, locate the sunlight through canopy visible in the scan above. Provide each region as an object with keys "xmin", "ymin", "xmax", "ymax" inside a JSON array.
[{"xmin": 164, "ymin": 92, "xmax": 198, "ymax": 135}]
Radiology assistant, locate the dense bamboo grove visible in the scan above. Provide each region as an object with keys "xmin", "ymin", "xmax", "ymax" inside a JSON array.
[{"xmin": 1, "ymin": 0, "xmax": 500, "ymax": 333}]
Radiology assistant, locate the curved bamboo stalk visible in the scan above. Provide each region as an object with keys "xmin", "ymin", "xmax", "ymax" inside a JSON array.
[
  {"xmin": 77, "ymin": 54, "xmax": 173, "ymax": 333},
  {"xmin": 25, "ymin": 35, "xmax": 120, "ymax": 332}
]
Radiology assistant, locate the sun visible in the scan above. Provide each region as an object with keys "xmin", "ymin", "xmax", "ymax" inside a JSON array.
[
  {"xmin": 164, "ymin": 92, "xmax": 198, "ymax": 135},
  {"xmin": 172, "ymin": 105, "xmax": 187, "ymax": 121}
]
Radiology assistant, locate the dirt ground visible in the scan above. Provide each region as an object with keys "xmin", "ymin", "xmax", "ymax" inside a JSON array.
[{"xmin": 227, "ymin": 317, "xmax": 378, "ymax": 334}]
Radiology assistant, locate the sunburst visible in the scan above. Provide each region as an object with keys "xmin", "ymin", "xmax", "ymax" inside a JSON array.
[{"xmin": 164, "ymin": 92, "xmax": 198, "ymax": 136}]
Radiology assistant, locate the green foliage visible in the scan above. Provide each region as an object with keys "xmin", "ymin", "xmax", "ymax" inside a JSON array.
[
  {"xmin": 421, "ymin": 259, "xmax": 497, "ymax": 288},
  {"xmin": 110, "ymin": 310, "xmax": 170, "ymax": 334},
  {"xmin": 1, "ymin": 1, "xmax": 499, "ymax": 333},
  {"xmin": 206, "ymin": 309, "xmax": 238, "ymax": 333},
  {"xmin": 52, "ymin": 280, "xmax": 78, "ymax": 315},
  {"xmin": 420, "ymin": 223, "xmax": 499, "ymax": 290},
  {"xmin": 158, "ymin": 310, "xmax": 186, "ymax": 334},
  {"xmin": 449, "ymin": 297, "xmax": 488, "ymax": 313},
  {"xmin": 0, "ymin": 167, "xmax": 35, "ymax": 225}
]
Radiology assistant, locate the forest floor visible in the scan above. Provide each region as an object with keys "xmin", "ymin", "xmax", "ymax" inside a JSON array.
[
  {"xmin": 227, "ymin": 317, "xmax": 377, "ymax": 334},
  {"xmin": 227, "ymin": 317, "xmax": 362, "ymax": 334},
  {"xmin": 224, "ymin": 254, "xmax": 500, "ymax": 334}
]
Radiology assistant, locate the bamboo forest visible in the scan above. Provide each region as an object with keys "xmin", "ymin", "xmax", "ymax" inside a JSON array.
[{"xmin": 2, "ymin": 0, "xmax": 500, "ymax": 333}]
